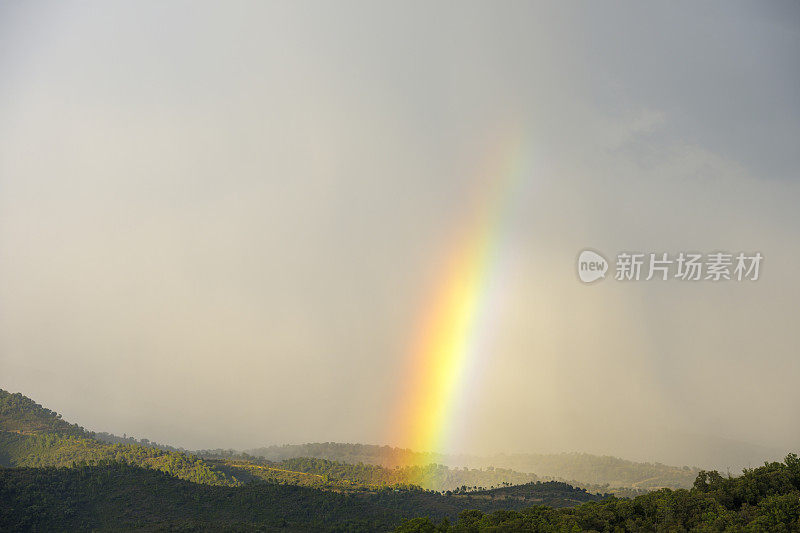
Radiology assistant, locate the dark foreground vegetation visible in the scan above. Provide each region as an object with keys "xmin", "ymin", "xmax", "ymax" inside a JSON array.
[
  {"xmin": 398, "ymin": 454, "xmax": 800, "ymax": 532},
  {"xmin": 0, "ymin": 464, "xmax": 600, "ymax": 531},
  {"xmin": 2, "ymin": 455, "xmax": 800, "ymax": 531}
]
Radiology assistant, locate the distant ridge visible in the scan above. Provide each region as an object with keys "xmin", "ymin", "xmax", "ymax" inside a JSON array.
[{"xmin": 247, "ymin": 442, "xmax": 699, "ymax": 491}]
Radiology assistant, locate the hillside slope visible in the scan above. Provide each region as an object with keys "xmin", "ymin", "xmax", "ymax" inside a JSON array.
[
  {"xmin": 0, "ymin": 388, "xmax": 607, "ymax": 502},
  {"xmin": 0, "ymin": 389, "xmax": 235, "ymax": 485},
  {"xmin": 0, "ymin": 391, "xmax": 87, "ymax": 438}
]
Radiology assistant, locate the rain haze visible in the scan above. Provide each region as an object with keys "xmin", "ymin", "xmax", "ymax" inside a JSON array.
[{"xmin": 1, "ymin": 1, "xmax": 799, "ymax": 472}]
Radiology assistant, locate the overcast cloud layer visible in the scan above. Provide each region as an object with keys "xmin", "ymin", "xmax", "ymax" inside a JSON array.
[{"xmin": 1, "ymin": 1, "xmax": 799, "ymax": 471}]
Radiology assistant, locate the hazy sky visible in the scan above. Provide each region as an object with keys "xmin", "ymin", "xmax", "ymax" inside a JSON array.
[{"xmin": 1, "ymin": 2, "xmax": 799, "ymax": 470}]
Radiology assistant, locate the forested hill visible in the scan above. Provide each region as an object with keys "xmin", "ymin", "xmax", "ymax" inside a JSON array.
[
  {"xmin": 0, "ymin": 388, "xmax": 693, "ymax": 494},
  {"xmin": 0, "ymin": 464, "xmax": 603, "ymax": 531},
  {"xmin": 0, "ymin": 389, "xmax": 604, "ymax": 495},
  {"xmin": 248, "ymin": 442, "xmax": 698, "ymax": 490},
  {"xmin": 0, "ymin": 390, "xmax": 88, "ymax": 438},
  {"xmin": 0, "ymin": 389, "xmax": 609, "ymax": 497},
  {"xmin": 3, "ymin": 454, "xmax": 800, "ymax": 531},
  {"xmin": 398, "ymin": 454, "xmax": 800, "ymax": 532},
  {"xmin": 2, "ymin": 388, "xmax": 800, "ymax": 531},
  {"xmin": 0, "ymin": 389, "xmax": 235, "ymax": 485},
  {"xmin": 197, "ymin": 453, "xmax": 551, "ymax": 493}
]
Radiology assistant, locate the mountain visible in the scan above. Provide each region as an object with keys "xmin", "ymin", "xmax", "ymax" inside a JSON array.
[
  {"xmin": 0, "ymin": 464, "xmax": 604, "ymax": 532},
  {"xmin": 247, "ymin": 442, "xmax": 698, "ymax": 491},
  {"xmin": 0, "ymin": 389, "xmax": 235, "ymax": 485},
  {"xmin": 0, "ymin": 390, "xmax": 88, "ymax": 438},
  {"xmin": 2, "ymin": 388, "xmax": 800, "ymax": 531},
  {"xmin": 0, "ymin": 389, "xmax": 611, "ymax": 495},
  {"xmin": 198, "ymin": 450, "xmax": 549, "ymax": 493},
  {"xmin": 399, "ymin": 455, "xmax": 800, "ymax": 532},
  {"xmin": 0, "ymin": 388, "xmax": 694, "ymax": 494},
  {"xmin": 0, "ymin": 388, "xmax": 605, "ymax": 530}
]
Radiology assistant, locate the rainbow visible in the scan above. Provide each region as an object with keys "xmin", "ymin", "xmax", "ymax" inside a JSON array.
[{"xmin": 389, "ymin": 131, "xmax": 529, "ymax": 474}]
